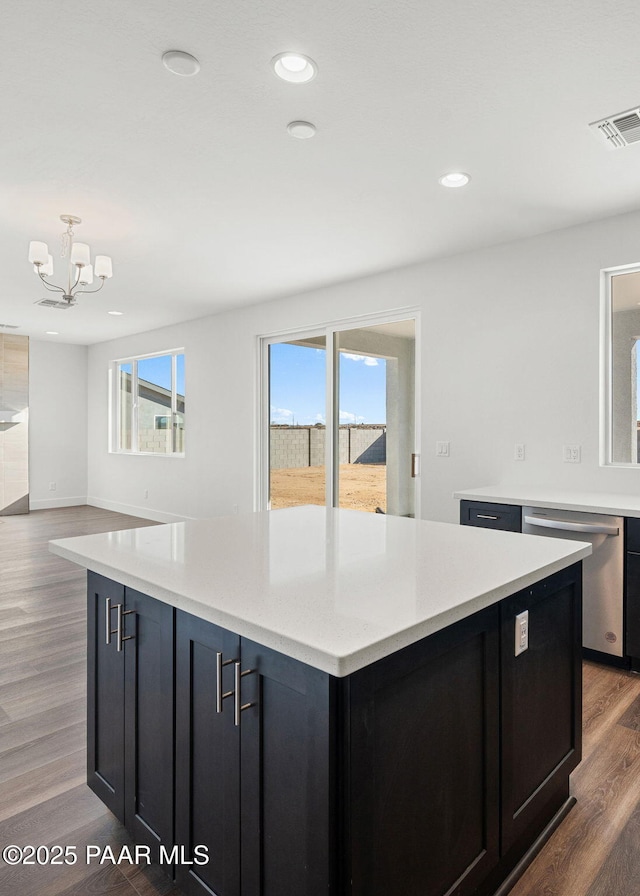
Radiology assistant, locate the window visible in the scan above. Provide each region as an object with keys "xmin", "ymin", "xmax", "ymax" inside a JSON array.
[
  {"xmin": 113, "ymin": 350, "xmax": 185, "ymax": 454},
  {"xmin": 603, "ymin": 266, "xmax": 640, "ymax": 465}
]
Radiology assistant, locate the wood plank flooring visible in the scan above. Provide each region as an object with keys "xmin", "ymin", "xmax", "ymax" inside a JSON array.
[
  {"xmin": 1, "ymin": 506, "xmax": 640, "ymax": 895},
  {"xmin": 0, "ymin": 506, "xmax": 183, "ymax": 896}
]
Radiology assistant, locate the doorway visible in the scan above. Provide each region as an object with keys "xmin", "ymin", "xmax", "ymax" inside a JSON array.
[{"xmin": 261, "ymin": 315, "xmax": 418, "ymax": 517}]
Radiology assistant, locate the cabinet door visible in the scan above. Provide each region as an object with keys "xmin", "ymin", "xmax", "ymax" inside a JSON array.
[
  {"xmin": 123, "ymin": 588, "xmax": 174, "ymax": 859},
  {"xmin": 625, "ymin": 534, "xmax": 640, "ymax": 660},
  {"xmin": 239, "ymin": 638, "xmax": 337, "ymax": 896},
  {"xmin": 87, "ymin": 571, "xmax": 125, "ymax": 822},
  {"xmin": 348, "ymin": 606, "xmax": 500, "ymax": 896},
  {"xmin": 175, "ymin": 611, "xmax": 241, "ymax": 896},
  {"xmin": 500, "ymin": 563, "xmax": 582, "ymax": 859}
]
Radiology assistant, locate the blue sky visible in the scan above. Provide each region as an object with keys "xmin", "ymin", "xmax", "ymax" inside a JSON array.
[
  {"xmin": 123, "ymin": 353, "xmax": 185, "ymax": 396},
  {"xmin": 270, "ymin": 343, "xmax": 386, "ymax": 425}
]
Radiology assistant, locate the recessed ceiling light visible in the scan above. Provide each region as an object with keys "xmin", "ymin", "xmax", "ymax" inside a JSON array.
[
  {"xmin": 107, "ymin": 310, "xmax": 124, "ymax": 316},
  {"xmin": 439, "ymin": 172, "xmax": 470, "ymax": 188},
  {"xmin": 287, "ymin": 120, "xmax": 317, "ymax": 139},
  {"xmin": 162, "ymin": 50, "xmax": 200, "ymax": 77},
  {"xmin": 271, "ymin": 52, "xmax": 317, "ymax": 83},
  {"xmin": 45, "ymin": 330, "xmax": 59, "ymax": 335}
]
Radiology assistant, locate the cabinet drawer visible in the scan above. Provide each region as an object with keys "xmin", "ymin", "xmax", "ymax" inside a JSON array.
[{"xmin": 460, "ymin": 500, "xmax": 522, "ymax": 532}]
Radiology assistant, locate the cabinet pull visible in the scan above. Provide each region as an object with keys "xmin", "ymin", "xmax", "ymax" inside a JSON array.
[
  {"xmin": 109, "ymin": 603, "xmax": 135, "ymax": 652},
  {"xmin": 105, "ymin": 598, "xmax": 114, "ymax": 645},
  {"xmin": 216, "ymin": 651, "xmax": 237, "ymax": 713},
  {"xmin": 234, "ymin": 661, "xmax": 255, "ymax": 727},
  {"xmin": 476, "ymin": 514, "xmax": 499, "ymax": 520}
]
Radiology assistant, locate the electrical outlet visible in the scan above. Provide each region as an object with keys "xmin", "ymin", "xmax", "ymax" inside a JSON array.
[
  {"xmin": 514, "ymin": 444, "xmax": 525, "ymax": 461},
  {"xmin": 143, "ymin": 489, "xmax": 149, "ymax": 499},
  {"xmin": 563, "ymin": 445, "xmax": 581, "ymax": 463},
  {"xmin": 515, "ymin": 610, "xmax": 529, "ymax": 656},
  {"xmin": 48, "ymin": 481, "xmax": 56, "ymax": 491},
  {"xmin": 436, "ymin": 441, "xmax": 450, "ymax": 457}
]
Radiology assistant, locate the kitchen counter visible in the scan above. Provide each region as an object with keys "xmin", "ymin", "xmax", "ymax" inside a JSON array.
[
  {"xmin": 454, "ymin": 485, "xmax": 640, "ymax": 518},
  {"xmin": 50, "ymin": 505, "xmax": 590, "ymax": 676}
]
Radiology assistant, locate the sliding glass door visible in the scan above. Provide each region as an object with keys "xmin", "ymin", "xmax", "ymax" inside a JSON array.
[
  {"xmin": 268, "ymin": 336, "xmax": 327, "ymax": 509},
  {"xmin": 263, "ymin": 315, "xmax": 418, "ymax": 517},
  {"xmin": 336, "ymin": 320, "xmax": 415, "ymax": 517}
]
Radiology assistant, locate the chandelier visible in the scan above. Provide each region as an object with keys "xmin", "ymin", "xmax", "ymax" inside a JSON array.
[{"xmin": 28, "ymin": 215, "xmax": 113, "ymax": 307}]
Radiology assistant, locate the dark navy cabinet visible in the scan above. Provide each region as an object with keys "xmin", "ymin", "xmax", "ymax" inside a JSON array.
[
  {"xmin": 87, "ymin": 572, "xmax": 174, "ymax": 861},
  {"xmin": 87, "ymin": 564, "xmax": 582, "ymax": 896},
  {"xmin": 460, "ymin": 499, "xmax": 522, "ymax": 532}
]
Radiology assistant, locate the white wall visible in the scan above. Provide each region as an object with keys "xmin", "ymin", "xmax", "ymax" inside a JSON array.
[
  {"xmin": 86, "ymin": 208, "xmax": 640, "ymax": 525},
  {"xmin": 30, "ymin": 339, "xmax": 88, "ymax": 508}
]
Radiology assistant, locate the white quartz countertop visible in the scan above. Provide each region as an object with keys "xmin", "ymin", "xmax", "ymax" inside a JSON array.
[
  {"xmin": 454, "ymin": 486, "xmax": 640, "ymax": 518},
  {"xmin": 49, "ymin": 506, "xmax": 591, "ymax": 677}
]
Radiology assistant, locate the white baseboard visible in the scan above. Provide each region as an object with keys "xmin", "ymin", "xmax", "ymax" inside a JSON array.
[
  {"xmin": 87, "ymin": 496, "xmax": 196, "ymax": 524},
  {"xmin": 30, "ymin": 496, "xmax": 88, "ymax": 510}
]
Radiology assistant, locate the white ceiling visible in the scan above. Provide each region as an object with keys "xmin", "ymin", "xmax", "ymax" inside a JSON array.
[{"xmin": 3, "ymin": 0, "xmax": 640, "ymax": 345}]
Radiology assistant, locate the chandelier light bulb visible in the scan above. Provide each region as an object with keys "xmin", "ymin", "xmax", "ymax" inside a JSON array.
[
  {"xmin": 28, "ymin": 241, "xmax": 49, "ymax": 265},
  {"xmin": 38, "ymin": 254, "xmax": 54, "ymax": 277},
  {"xmin": 79, "ymin": 264, "xmax": 93, "ymax": 286},
  {"xmin": 70, "ymin": 242, "xmax": 90, "ymax": 267},
  {"xmin": 94, "ymin": 256, "xmax": 113, "ymax": 279}
]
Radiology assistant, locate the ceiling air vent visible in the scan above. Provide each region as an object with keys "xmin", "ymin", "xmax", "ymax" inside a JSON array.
[
  {"xmin": 35, "ymin": 298, "xmax": 75, "ymax": 309},
  {"xmin": 0, "ymin": 323, "xmax": 19, "ymax": 329},
  {"xmin": 590, "ymin": 107, "xmax": 640, "ymax": 149}
]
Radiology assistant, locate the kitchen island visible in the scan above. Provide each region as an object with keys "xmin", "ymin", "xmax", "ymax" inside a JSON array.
[{"xmin": 50, "ymin": 506, "xmax": 591, "ymax": 896}]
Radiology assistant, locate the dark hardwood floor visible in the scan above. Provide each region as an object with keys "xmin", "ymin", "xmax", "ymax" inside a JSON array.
[{"xmin": 1, "ymin": 506, "xmax": 640, "ymax": 895}]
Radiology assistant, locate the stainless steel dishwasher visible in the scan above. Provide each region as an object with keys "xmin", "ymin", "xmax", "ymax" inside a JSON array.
[{"xmin": 522, "ymin": 506, "xmax": 624, "ymax": 657}]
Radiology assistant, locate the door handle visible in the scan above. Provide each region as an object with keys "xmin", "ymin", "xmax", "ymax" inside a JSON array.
[
  {"xmin": 411, "ymin": 453, "xmax": 420, "ymax": 478},
  {"xmin": 523, "ymin": 515, "xmax": 619, "ymax": 536}
]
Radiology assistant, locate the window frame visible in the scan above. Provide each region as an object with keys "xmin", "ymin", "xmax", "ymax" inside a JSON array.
[
  {"xmin": 110, "ymin": 348, "xmax": 185, "ymax": 457},
  {"xmin": 601, "ymin": 263, "xmax": 640, "ymax": 467}
]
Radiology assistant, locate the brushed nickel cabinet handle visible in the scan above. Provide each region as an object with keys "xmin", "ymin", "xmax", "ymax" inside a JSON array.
[
  {"xmin": 233, "ymin": 661, "xmax": 255, "ymax": 727},
  {"xmin": 216, "ymin": 651, "xmax": 236, "ymax": 713},
  {"xmin": 105, "ymin": 598, "xmax": 113, "ymax": 645},
  {"xmin": 477, "ymin": 514, "xmax": 499, "ymax": 520},
  {"xmin": 112, "ymin": 603, "xmax": 135, "ymax": 652}
]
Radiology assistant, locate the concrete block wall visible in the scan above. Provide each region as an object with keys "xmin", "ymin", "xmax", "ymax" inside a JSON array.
[
  {"xmin": 349, "ymin": 428, "xmax": 386, "ymax": 464},
  {"xmin": 270, "ymin": 425, "xmax": 386, "ymax": 469}
]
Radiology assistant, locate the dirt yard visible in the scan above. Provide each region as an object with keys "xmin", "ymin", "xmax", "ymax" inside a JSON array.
[{"xmin": 270, "ymin": 464, "xmax": 386, "ymax": 513}]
